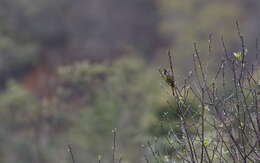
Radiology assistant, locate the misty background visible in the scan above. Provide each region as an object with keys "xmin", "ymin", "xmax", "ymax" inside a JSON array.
[{"xmin": 0, "ymin": 0, "xmax": 260, "ymax": 162}]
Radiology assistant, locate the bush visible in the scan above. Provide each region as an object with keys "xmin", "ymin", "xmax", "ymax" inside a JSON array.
[{"xmin": 145, "ymin": 23, "xmax": 260, "ymax": 162}]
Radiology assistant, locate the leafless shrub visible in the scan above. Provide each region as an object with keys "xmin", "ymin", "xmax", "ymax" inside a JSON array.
[{"xmin": 147, "ymin": 21, "xmax": 260, "ymax": 163}]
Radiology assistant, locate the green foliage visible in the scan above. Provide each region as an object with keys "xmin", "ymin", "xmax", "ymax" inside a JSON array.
[
  {"xmin": 233, "ymin": 48, "xmax": 248, "ymax": 60},
  {"xmin": 0, "ymin": 81, "xmax": 43, "ymax": 162},
  {"xmin": 147, "ymin": 100, "xmax": 200, "ymax": 138},
  {"xmin": 50, "ymin": 56, "xmax": 164, "ymax": 162},
  {"xmin": 0, "ymin": 81, "xmax": 40, "ymax": 125}
]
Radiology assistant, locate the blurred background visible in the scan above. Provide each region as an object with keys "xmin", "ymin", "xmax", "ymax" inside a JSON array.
[{"xmin": 0, "ymin": 0, "xmax": 260, "ymax": 162}]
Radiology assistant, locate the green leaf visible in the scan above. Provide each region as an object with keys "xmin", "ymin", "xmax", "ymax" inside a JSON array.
[
  {"xmin": 98, "ymin": 155, "xmax": 102, "ymax": 161},
  {"xmin": 233, "ymin": 52, "xmax": 242, "ymax": 60},
  {"xmin": 233, "ymin": 49, "xmax": 248, "ymax": 60},
  {"xmin": 203, "ymin": 138, "xmax": 210, "ymax": 146}
]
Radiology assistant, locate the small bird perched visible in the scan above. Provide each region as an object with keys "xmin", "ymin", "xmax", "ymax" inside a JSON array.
[
  {"xmin": 159, "ymin": 68, "xmax": 176, "ymax": 95},
  {"xmin": 159, "ymin": 49, "xmax": 177, "ymax": 96}
]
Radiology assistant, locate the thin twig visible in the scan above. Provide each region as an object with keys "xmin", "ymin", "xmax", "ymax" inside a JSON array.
[{"xmin": 68, "ymin": 144, "xmax": 76, "ymax": 163}]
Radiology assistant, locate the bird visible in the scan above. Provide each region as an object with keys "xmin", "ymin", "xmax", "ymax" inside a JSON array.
[{"xmin": 159, "ymin": 68, "xmax": 176, "ymax": 95}]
